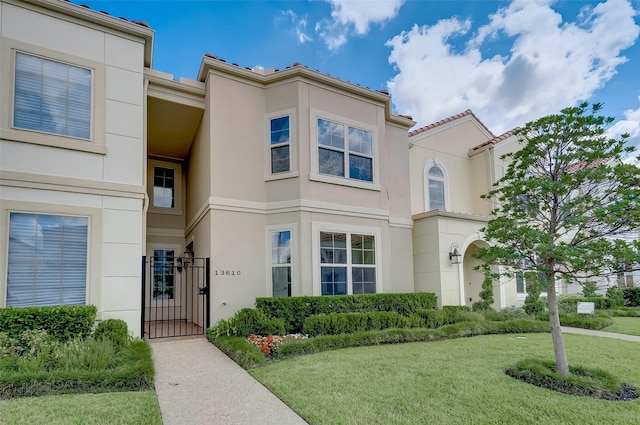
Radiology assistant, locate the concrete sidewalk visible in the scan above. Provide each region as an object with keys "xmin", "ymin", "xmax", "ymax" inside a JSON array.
[
  {"xmin": 561, "ymin": 326, "xmax": 640, "ymax": 342},
  {"xmin": 151, "ymin": 337, "xmax": 308, "ymax": 425}
]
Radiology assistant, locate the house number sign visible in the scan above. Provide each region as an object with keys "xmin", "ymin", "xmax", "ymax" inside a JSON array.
[{"xmin": 213, "ymin": 270, "xmax": 241, "ymax": 276}]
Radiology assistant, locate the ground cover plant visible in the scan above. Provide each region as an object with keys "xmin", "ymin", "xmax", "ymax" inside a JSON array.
[
  {"xmin": 0, "ymin": 319, "xmax": 154, "ymax": 399},
  {"xmin": 0, "ymin": 391, "xmax": 162, "ymax": 425},
  {"xmin": 250, "ymin": 333, "xmax": 640, "ymax": 425}
]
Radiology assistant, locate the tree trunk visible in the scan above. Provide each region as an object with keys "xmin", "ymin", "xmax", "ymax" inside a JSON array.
[{"xmin": 546, "ymin": 283, "xmax": 569, "ymax": 375}]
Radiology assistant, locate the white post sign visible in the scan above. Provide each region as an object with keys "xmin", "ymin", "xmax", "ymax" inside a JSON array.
[{"xmin": 577, "ymin": 302, "xmax": 595, "ymax": 314}]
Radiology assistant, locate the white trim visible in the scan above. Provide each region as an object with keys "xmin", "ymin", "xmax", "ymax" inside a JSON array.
[
  {"xmin": 311, "ymin": 222, "xmax": 382, "ymax": 296},
  {"xmin": 265, "ymin": 223, "xmax": 298, "ymax": 297},
  {"xmin": 423, "ymin": 158, "xmax": 450, "ymax": 212},
  {"xmin": 309, "ymin": 108, "xmax": 380, "ymax": 190},
  {"xmin": 148, "ymin": 159, "xmax": 183, "ymax": 215},
  {"xmin": 264, "ymin": 108, "xmax": 297, "ymax": 180},
  {"xmin": 146, "ymin": 243, "xmax": 182, "ymax": 308}
]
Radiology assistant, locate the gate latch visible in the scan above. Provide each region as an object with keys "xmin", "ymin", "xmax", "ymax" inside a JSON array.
[{"xmin": 198, "ymin": 286, "xmax": 207, "ymax": 295}]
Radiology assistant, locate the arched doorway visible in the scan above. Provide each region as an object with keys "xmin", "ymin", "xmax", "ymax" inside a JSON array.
[{"xmin": 461, "ymin": 240, "xmax": 498, "ymax": 309}]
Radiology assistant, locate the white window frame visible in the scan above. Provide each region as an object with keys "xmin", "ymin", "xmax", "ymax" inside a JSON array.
[
  {"xmin": 311, "ymin": 222, "xmax": 382, "ymax": 296},
  {"xmin": 309, "ymin": 109, "xmax": 381, "ymax": 191},
  {"xmin": 1, "ymin": 39, "xmax": 106, "ymax": 154},
  {"xmin": 5, "ymin": 211, "xmax": 90, "ymax": 307},
  {"xmin": 146, "ymin": 243, "xmax": 182, "ymax": 307},
  {"xmin": 265, "ymin": 224, "xmax": 297, "ymax": 297},
  {"xmin": 264, "ymin": 109, "xmax": 298, "ymax": 181},
  {"xmin": 148, "ymin": 159, "xmax": 183, "ymax": 215},
  {"xmin": 515, "ymin": 258, "xmax": 548, "ymax": 301},
  {"xmin": 424, "ymin": 159, "xmax": 449, "ymax": 211}
]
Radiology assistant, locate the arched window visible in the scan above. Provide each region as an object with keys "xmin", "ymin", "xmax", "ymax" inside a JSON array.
[{"xmin": 426, "ymin": 164, "xmax": 447, "ymax": 211}]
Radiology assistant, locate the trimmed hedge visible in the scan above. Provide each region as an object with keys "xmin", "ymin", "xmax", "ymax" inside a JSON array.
[
  {"xmin": 208, "ymin": 319, "xmax": 549, "ymax": 369},
  {"xmin": 303, "ymin": 312, "xmax": 415, "ymax": 337},
  {"xmin": 0, "ymin": 339, "xmax": 154, "ymax": 399},
  {"xmin": 210, "ymin": 308, "xmax": 286, "ymax": 338},
  {"xmin": 275, "ymin": 320, "xmax": 549, "ymax": 360},
  {"xmin": 0, "ymin": 305, "xmax": 97, "ymax": 342},
  {"xmin": 623, "ymin": 287, "xmax": 640, "ymax": 307},
  {"xmin": 557, "ymin": 296, "xmax": 615, "ymax": 313},
  {"xmin": 415, "ymin": 306, "xmax": 478, "ymax": 329},
  {"xmin": 205, "ymin": 332, "xmax": 266, "ymax": 370},
  {"xmin": 537, "ymin": 312, "xmax": 614, "ymax": 330},
  {"xmin": 256, "ymin": 293, "xmax": 438, "ymax": 333}
]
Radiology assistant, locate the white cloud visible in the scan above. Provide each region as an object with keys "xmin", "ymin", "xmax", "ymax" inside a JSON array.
[
  {"xmin": 609, "ymin": 97, "xmax": 640, "ymax": 154},
  {"xmin": 387, "ymin": 0, "xmax": 640, "ymax": 134},
  {"xmin": 317, "ymin": 0, "xmax": 405, "ymax": 50},
  {"xmin": 279, "ymin": 10, "xmax": 312, "ymax": 44}
]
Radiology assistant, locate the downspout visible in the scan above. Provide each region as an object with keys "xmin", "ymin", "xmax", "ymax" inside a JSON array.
[{"xmin": 142, "ymin": 78, "xmax": 149, "ymax": 254}]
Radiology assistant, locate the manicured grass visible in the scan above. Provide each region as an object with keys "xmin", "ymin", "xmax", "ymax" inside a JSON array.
[
  {"xmin": 0, "ymin": 391, "xmax": 162, "ymax": 425},
  {"xmin": 250, "ymin": 334, "xmax": 640, "ymax": 425},
  {"xmin": 603, "ymin": 317, "xmax": 640, "ymax": 336}
]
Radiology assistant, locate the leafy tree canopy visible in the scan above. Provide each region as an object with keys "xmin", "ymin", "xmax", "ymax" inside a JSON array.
[{"xmin": 478, "ymin": 102, "xmax": 640, "ymax": 285}]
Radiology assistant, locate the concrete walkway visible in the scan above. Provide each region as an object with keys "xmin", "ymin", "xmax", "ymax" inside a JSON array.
[
  {"xmin": 151, "ymin": 337, "xmax": 308, "ymax": 425},
  {"xmin": 561, "ymin": 326, "xmax": 640, "ymax": 342}
]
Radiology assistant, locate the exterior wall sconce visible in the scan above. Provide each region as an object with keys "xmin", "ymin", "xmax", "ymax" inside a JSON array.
[{"xmin": 449, "ymin": 243, "xmax": 462, "ymax": 265}]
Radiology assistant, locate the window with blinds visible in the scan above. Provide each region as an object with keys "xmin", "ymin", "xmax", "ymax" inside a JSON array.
[
  {"xmin": 6, "ymin": 213, "xmax": 88, "ymax": 307},
  {"xmin": 13, "ymin": 52, "xmax": 91, "ymax": 139}
]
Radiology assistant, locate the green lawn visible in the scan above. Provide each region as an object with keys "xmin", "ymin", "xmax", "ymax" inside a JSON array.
[
  {"xmin": 251, "ymin": 334, "xmax": 640, "ymax": 425},
  {"xmin": 0, "ymin": 391, "xmax": 162, "ymax": 425},
  {"xmin": 603, "ymin": 317, "xmax": 640, "ymax": 336}
]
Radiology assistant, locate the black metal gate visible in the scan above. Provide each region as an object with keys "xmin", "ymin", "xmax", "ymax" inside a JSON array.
[{"xmin": 141, "ymin": 255, "xmax": 210, "ymax": 339}]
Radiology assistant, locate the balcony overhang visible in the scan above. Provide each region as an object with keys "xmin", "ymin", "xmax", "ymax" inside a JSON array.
[{"xmin": 146, "ymin": 69, "xmax": 205, "ymax": 160}]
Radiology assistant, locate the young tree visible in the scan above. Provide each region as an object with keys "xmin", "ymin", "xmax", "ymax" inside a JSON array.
[{"xmin": 477, "ymin": 102, "xmax": 640, "ymax": 375}]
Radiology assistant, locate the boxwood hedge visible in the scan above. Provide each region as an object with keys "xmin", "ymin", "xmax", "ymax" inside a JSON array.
[{"xmin": 0, "ymin": 305, "xmax": 97, "ymax": 342}]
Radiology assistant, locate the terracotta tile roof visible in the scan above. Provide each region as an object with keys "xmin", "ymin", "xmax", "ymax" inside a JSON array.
[
  {"xmin": 67, "ymin": 1, "xmax": 151, "ymax": 28},
  {"xmin": 409, "ymin": 109, "xmax": 495, "ymax": 138},
  {"xmin": 472, "ymin": 129, "xmax": 517, "ymax": 150},
  {"xmin": 566, "ymin": 158, "xmax": 608, "ymax": 174}
]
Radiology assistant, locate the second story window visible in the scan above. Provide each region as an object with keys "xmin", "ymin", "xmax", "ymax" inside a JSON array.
[
  {"xmin": 427, "ymin": 165, "xmax": 446, "ymax": 210},
  {"xmin": 14, "ymin": 52, "xmax": 91, "ymax": 140},
  {"xmin": 318, "ymin": 118, "xmax": 373, "ymax": 182},
  {"xmin": 270, "ymin": 116, "xmax": 290, "ymax": 173},
  {"xmin": 153, "ymin": 166, "xmax": 175, "ymax": 208}
]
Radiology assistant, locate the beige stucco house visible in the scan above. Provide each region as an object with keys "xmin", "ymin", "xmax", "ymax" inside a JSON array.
[
  {"xmin": 1, "ymin": 0, "xmax": 415, "ymax": 337},
  {"xmin": 409, "ymin": 110, "xmax": 525, "ymax": 309}
]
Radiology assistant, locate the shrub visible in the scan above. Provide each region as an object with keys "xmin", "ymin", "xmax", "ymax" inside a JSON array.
[
  {"xmin": 523, "ymin": 282, "xmax": 546, "ymax": 315},
  {"xmin": 581, "ymin": 281, "xmax": 600, "ymax": 298},
  {"xmin": 0, "ymin": 339, "xmax": 154, "ymax": 399},
  {"xmin": 93, "ymin": 319, "xmax": 130, "ymax": 349},
  {"xmin": 415, "ymin": 306, "xmax": 477, "ymax": 329},
  {"xmin": 557, "ymin": 296, "xmax": 614, "ymax": 313},
  {"xmin": 623, "ymin": 287, "xmax": 640, "ymax": 307},
  {"xmin": 256, "ymin": 293, "xmax": 438, "ymax": 333},
  {"xmin": 505, "ymin": 358, "xmax": 636, "ymax": 400},
  {"xmin": 473, "ymin": 274, "xmax": 495, "ymax": 311},
  {"xmin": 606, "ymin": 286, "xmax": 625, "ymax": 308},
  {"xmin": 210, "ymin": 309, "xmax": 285, "ymax": 338},
  {"xmin": 303, "ymin": 312, "xmax": 413, "ymax": 337},
  {"xmin": 273, "ymin": 319, "xmax": 549, "ymax": 360},
  {"xmin": 537, "ymin": 312, "xmax": 613, "ymax": 330},
  {"xmin": 205, "ymin": 332, "xmax": 266, "ymax": 369},
  {"xmin": 0, "ymin": 305, "xmax": 97, "ymax": 342},
  {"xmin": 485, "ymin": 306, "xmax": 530, "ymax": 321}
]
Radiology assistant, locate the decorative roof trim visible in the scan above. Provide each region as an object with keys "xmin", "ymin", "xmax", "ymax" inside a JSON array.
[
  {"xmin": 409, "ymin": 109, "xmax": 495, "ymax": 138},
  {"xmin": 198, "ymin": 55, "xmax": 415, "ymax": 128}
]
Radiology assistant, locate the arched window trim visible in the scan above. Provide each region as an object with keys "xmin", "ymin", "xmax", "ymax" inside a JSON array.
[{"xmin": 423, "ymin": 159, "xmax": 450, "ymax": 211}]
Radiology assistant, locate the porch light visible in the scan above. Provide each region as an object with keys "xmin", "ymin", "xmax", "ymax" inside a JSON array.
[{"xmin": 449, "ymin": 243, "xmax": 462, "ymax": 265}]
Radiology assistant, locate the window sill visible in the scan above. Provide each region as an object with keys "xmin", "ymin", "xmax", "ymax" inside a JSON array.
[
  {"xmin": 309, "ymin": 173, "xmax": 381, "ymax": 191},
  {"xmin": 1, "ymin": 128, "xmax": 106, "ymax": 155},
  {"xmin": 265, "ymin": 171, "xmax": 299, "ymax": 182}
]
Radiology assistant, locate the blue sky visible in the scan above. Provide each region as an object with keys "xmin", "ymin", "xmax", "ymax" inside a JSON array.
[{"xmin": 80, "ymin": 0, "xmax": 640, "ymax": 149}]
